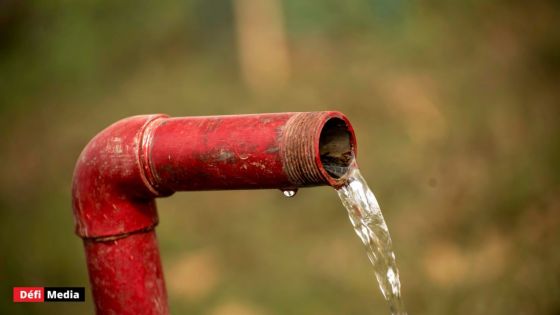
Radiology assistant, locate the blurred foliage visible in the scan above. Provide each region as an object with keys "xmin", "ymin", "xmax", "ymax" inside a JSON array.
[{"xmin": 1, "ymin": 0, "xmax": 559, "ymax": 314}]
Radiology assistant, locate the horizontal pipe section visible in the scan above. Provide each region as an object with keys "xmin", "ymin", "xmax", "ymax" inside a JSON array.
[
  {"xmin": 149, "ymin": 113, "xmax": 294, "ymax": 191},
  {"xmin": 147, "ymin": 112, "xmax": 353, "ymax": 191}
]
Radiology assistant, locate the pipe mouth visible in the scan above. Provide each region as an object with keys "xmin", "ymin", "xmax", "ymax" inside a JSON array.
[
  {"xmin": 319, "ymin": 117, "xmax": 355, "ymax": 179},
  {"xmin": 316, "ymin": 113, "xmax": 357, "ymax": 188},
  {"xmin": 281, "ymin": 111, "xmax": 357, "ymax": 188}
]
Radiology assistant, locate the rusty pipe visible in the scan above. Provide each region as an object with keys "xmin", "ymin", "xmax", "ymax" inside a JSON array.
[{"xmin": 72, "ymin": 112, "xmax": 357, "ymax": 314}]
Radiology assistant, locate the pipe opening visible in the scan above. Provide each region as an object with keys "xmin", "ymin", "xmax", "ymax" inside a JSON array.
[{"xmin": 319, "ymin": 118, "xmax": 354, "ymax": 179}]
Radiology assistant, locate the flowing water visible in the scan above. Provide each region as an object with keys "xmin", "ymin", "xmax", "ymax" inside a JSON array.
[{"xmin": 336, "ymin": 161, "xmax": 407, "ymax": 315}]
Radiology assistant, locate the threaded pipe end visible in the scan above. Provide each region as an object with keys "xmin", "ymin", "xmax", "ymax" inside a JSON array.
[{"xmin": 281, "ymin": 112, "xmax": 357, "ymax": 188}]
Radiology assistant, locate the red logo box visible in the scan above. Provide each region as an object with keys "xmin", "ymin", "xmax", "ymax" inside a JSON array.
[{"xmin": 13, "ymin": 287, "xmax": 44, "ymax": 302}]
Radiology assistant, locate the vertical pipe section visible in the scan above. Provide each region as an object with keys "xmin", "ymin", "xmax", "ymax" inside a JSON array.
[{"xmin": 84, "ymin": 232, "xmax": 167, "ymax": 315}]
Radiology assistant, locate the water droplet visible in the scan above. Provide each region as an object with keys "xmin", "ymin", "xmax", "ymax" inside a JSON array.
[{"xmin": 281, "ymin": 189, "xmax": 298, "ymax": 198}]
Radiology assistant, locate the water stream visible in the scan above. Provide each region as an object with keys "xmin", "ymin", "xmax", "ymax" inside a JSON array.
[{"xmin": 336, "ymin": 161, "xmax": 407, "ymax": 315}]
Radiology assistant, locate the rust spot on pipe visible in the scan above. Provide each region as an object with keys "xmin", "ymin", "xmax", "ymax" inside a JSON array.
[
  {"xmin": 281, "ymin": 112, "xmax": 327, "ymax": 186},
  {"xmin": 214, "ymin": 149, "xmax": 236, "ymax": 163}
]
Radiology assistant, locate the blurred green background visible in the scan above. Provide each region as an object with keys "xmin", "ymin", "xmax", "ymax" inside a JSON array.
[{"xmin": 1, "ymin": 0, "xmax": 559, "ymax": 314}]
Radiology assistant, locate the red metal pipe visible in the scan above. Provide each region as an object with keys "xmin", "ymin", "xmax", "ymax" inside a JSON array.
[{"xmin": 72, "ymin": 112, "xmax": 356, "ymax": 314}]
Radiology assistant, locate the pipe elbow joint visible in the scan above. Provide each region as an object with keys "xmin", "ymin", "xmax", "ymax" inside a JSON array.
[{"xmin": 72, "ymin": 114, "xmax": 170, "ymax": 239}]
